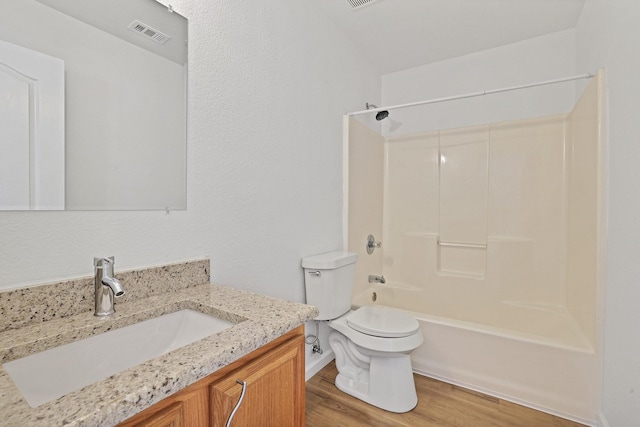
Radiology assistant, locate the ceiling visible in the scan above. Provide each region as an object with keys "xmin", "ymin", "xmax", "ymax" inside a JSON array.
[{"xmin": 314, "ymin": 0, "xmax": 586, "ymax": 74}]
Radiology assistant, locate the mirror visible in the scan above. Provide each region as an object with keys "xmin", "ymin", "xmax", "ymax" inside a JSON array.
[{"xmin": 0, "ymin": 0, "xmax": 187, "ymax": 210}]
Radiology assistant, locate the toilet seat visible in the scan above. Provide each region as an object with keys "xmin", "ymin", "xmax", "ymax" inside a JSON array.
[
  {"xmin": 329, "ymin": 309, "xmax": 423, "ymax": 354},
  {"xmin": 347, "ymin": 306, "xmax": 419, "ymax": 338}
]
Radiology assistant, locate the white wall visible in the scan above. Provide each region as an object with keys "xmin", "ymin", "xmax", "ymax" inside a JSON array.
[
  {"xmin": 381, "ymin": 29, "xmax": 577, "ymax": 136},
  {"xmin": 0, "ymin": 0, "xmax": 380, "ymax": 308},
  {"xmin": 575, "ymin": 1, "xmax": 640, "ymax": 425}
]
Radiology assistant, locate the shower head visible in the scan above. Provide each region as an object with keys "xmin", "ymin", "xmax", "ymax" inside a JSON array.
[
  {"xmin": 375, "ymin": 110, "xmax": 389, "ymax": 121},
  {"xmin": 366, "ymin": 102, "xmax": 389, "ymax": 121}
]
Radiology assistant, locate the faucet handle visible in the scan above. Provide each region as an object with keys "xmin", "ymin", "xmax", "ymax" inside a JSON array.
[{"xmin": 366, "ymin": 234, "xmax": 382, "ymax": 254}]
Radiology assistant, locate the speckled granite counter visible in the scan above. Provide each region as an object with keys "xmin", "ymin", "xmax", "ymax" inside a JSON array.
[{"xmin": 0, "ymin": 260, "xmax": 318, "ymax": 426}]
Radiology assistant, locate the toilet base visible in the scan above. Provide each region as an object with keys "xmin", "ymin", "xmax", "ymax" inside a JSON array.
[{"xmin": 329, "ymin": 331, "xmax": 418, "ymax": 413}]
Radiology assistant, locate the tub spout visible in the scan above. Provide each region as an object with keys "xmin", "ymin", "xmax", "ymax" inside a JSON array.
[
  {"xmin": 94, "ymin": 257, "xmax": 125, "ymax": 317},
  {"xmin": 368, "ymin": 275, "xmax": 386, "ymax": 284}
]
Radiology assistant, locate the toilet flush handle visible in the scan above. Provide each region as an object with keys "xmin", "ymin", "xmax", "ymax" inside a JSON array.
[{"xmin": 308, "ymin": 270, "xmax": 321, "ymax": 277}]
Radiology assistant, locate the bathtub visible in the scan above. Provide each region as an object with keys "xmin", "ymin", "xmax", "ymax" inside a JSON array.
[{"xmin": 352, "ymin": 285, "xmax": 599, "ymax": 426}]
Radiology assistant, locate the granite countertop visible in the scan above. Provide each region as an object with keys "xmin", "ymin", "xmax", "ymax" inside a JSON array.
[{"xmin": 0, "ymin": 283, "xmax": 318, "ymax": 426}]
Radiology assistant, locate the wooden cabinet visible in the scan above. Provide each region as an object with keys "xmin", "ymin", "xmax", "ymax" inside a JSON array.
[
  {"xmin": 118, "ymin": 326, "xmax": 305, "ymax": 427},
  {"xmin": 132, "ymin": 402, "xmax": 184, "ymax": 427},
  {"xmin": 128, "ymin": 386, "xmax": 210, "ymax": 427},
  {"xmin": 211, "ymin": 337, "xmax": 303, "ymax": 426}
]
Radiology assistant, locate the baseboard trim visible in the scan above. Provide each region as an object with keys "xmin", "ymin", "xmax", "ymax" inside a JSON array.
[
  {"xmin": 305, "ymin": 349, "xmax": 335, "ymax": 381},
  {"xmin": 597, "ymin": 411, "xmax": 610, "ymax": 427}
]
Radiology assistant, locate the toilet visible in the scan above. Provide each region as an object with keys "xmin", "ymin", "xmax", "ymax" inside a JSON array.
[{"xmin": 302, "ymin": 251, "xmax": 423, "ymax": 413}]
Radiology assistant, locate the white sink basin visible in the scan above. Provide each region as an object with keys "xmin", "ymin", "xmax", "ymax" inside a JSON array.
[{"xmin": 3, "ymin": 309, "xmax": 235, "ymax": 407}]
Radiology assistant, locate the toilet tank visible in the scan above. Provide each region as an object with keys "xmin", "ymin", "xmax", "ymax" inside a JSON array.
[{"xmin": 302, "ymin": 251, "xmax": 358, "ymax": 321}]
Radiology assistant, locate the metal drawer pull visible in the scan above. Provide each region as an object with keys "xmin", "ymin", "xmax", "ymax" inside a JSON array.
[{"xmin": 225, "ymin": 379, "xmax": 247, "ymax": 427}]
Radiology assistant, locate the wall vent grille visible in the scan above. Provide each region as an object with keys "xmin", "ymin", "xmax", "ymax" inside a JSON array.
[
  {"xmin": 346, "ymin": 0, "xmax": 379, "ymax": 10},
  {"xmin": 127, "ymin": 20, "xmax": 171, "ymax": 44}
]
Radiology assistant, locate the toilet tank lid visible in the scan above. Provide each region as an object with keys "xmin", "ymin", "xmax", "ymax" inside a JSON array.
[{"xmin": 301, "ymin": 251, "xmax": 358, "ymax": 269}]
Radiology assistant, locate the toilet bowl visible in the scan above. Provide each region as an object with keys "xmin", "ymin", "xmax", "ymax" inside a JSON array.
[
  {"xmin": 328, "ymin": 306, "xmax": 423, "ymax": 413},
  {"xmin": 302, "ymin": 251, "xmax": 423, "ymax": 413}
]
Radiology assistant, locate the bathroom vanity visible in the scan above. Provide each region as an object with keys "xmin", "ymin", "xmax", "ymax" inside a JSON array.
[
  {"xmin": 118, "ymin": 326, "xmax": 304, "ymax": 427},
  {"xmin": 0, "ymin": 260, "xmax": 317, "ymax": 426}
]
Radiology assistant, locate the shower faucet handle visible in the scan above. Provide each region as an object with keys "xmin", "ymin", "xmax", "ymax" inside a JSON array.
[{"xmin": 366, "ymin": 234, "xmax": 382, "ymax": 254}]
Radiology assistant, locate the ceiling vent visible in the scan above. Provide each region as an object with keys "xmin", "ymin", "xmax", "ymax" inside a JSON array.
[
  {"xmin": 127, "ymin": 20, "xmax": 171, "ymax": 44},
  {"xmin": 346, "ymin": 0, "xmax": 379, "ymax": 10}
]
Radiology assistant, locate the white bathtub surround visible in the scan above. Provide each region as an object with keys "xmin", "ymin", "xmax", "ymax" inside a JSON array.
[
  {"xmin": 346, "ymin": 71, "xmax": 605, "ymax": 424},
  {"xmin": 415, "ymin": 320, "xmax": 595, "ymax": 426},
  {"xmin": 400, "ymin": 308, "xmax": 595, "ymax": 426}
]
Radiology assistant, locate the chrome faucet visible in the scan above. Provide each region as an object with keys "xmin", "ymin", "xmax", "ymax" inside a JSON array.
[
  {"xmin": 368, "ymin": 274, "xmax": 386, "ymax": 284},
  {"xmin": 94, "ymin": 257, "xmax": 125, "ymax": 317}
]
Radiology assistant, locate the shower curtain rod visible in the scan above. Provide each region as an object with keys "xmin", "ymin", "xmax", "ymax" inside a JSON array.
[{"xmin": 347, "ymin": 73, "xmax": 594, "ymax": 117}]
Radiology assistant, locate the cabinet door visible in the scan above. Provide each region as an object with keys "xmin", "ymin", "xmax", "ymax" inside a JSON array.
[
  {"xmin": 119, "ymin": 386, "xmax": 208, "ymax": 427},
  {"xmin": 132, "ymin": 402, "xmax": 183, "ymax": 427},
  {"xmin": 211, "ymin": 337, "xmax": 304, "ymax": 427}
]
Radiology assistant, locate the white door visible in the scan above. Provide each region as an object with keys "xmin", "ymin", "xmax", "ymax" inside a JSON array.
[{"xmin": 0, "ymin": 39, "xmax": 64, "ymax": 210}]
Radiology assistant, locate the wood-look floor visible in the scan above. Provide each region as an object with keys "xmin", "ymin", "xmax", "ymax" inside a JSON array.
[{"xmin": 306, "ymin": 362, "xmax": 585, "ymax": 427}]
